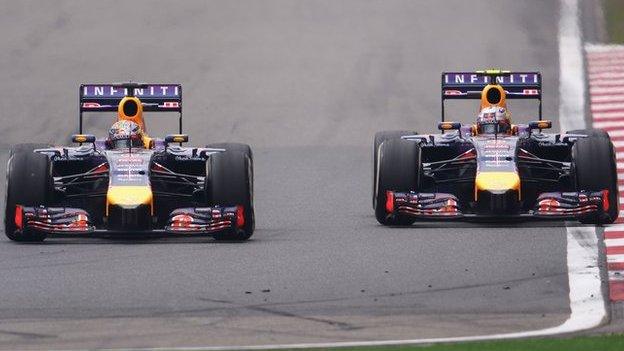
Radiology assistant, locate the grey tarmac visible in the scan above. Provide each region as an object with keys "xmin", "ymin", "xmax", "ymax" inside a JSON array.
[{"xmin": 0, "ymin": 1, "xmax": 572, "ymax": 350}]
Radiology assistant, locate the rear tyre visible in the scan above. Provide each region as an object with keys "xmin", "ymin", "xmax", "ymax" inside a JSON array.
[
  {"xmin": 373, "ymin": 130, "xmax": 416, "ymax": 208},
  {"xmin": 5, "ymin": 148, "xmax": 54, "ymax": 242},
  {"xmin": 572, "ymin": 131, "xmax": 618, "ymax": 224},
  {"xmin": 375, "ymin": 138, "xmax": 421, "ymax": 226},
  {"xmin": 205, "ymin": 144, "xmax": 254, "ymax": 240}
]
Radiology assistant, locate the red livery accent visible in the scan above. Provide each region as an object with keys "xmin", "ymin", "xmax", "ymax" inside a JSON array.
[
  {"xmin": 236, "ymin": 205, "xmax": 245, "ymax": 228},
  {"xmin": 385, "ymin": 191, "xmax": 395, "ymax": 214},
  {"xmin": 14, "ymin": 205, "xmax": 23, "ymax": 230}
]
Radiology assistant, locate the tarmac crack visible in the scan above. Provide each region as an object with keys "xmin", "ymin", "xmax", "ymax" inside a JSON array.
[{"xmin": 197, "ymin": 297, "xmax": 361, "ymax": 331}]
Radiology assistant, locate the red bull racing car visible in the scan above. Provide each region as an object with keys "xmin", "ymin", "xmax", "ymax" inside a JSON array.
[
  {"xmin": 373, "ymin": 70, "xmax": 619, "ymax": 225},
  {"xmin": 6, "ymin": 83, "xmax": 254, "ymax": 241}
]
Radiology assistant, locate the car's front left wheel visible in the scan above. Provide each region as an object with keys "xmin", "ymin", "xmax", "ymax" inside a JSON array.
[{"xmin": 205, "ymin": 143, "xmax": 255, "ymax": 240}]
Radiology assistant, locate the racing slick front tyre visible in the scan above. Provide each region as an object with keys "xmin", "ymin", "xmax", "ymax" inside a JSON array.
[
  {"xmin": 206, "ymin": 145, "xmax": 254, "ymax": 241},
  {"xmin": 5, "ymin": 149, "xmax": 54, "ymax": 242},
  {"xmin": 572, "ymin": 131, "xmax": 619, "ymax": 224},
  {"xmin": 373, "ymin": 130, "xmax": 416, "ymax": 209},
  {"xmin": 375, "ymin": 137, "xmax": 420, "ymax": 226},
  {"xmin": 569, "ymin": 129, "xmax": 610, "ymax": 139},
  {"xmin": 206, "ymin": 142, "xmax": 254, "ymax": 197},
  {"xmin": 8, "ymin": 143, "xmax": 52, "ymax": 158}
]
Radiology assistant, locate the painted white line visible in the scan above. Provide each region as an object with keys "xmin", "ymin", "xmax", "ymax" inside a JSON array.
[
  {"xmin": 608, "ymin": 254, "xmax": 624, "ymax": 263},
  {"xmin": 586, "ymin": 43, "xmax": 624, "ymax": 53},
  {"xmin": 590, "ymin": 72, "xmax": 624, "ymax": 80},
  {"xmin": 593, "ymin": 112, "xmax": 624, "ymax": 120},
  {"xmin": 613, "ymin": 140, "xmax": 624, "ymax": 148},
  {"xmin": 605, "ymin": 223, "xmax": 624, "ymax": 231},
  {"xmin": 607, "ymin": 129, "xmax": 624, "ymax": 137},
  {"xmin": 592, "ymin": 95, "xmax": 624, "ymax": 103},
  {"xmin": 590, "ymin": 86, "xmax": 624, "ymax": 94},
  {"xmin": 605, "ymin": 238, "xmax": 624, "ymax": 247},
  {"xmin": 608, "ymin": 271, "xmax": 624, "ymax": 281},
  {"xmin": 591, "ymin": 102, "xmax": 624, "ymax": 111},
  {"xmin": 593, "ymin": 120, "xmax": 624, "ymax": 128},
  {"xmin": 591, "ymin": 103, "xmax": 624, "ymax": 112}
]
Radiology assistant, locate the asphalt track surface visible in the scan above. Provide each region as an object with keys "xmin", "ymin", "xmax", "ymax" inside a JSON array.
[{"xmin": 0, "ymin": 1, "xmax": 571, "ymax": 350}]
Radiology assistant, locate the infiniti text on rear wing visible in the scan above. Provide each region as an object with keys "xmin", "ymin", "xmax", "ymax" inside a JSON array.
[
  {"xmin": 80, "ymin": 84, "xmax": 182, "ymax": 112},
  {"xmin": 79, "ymin": 83, "xmax": 183, "ymax": 133},
  {"xmin": 440, "ymin": 71, "xmax": 543, "ymax": 121}
]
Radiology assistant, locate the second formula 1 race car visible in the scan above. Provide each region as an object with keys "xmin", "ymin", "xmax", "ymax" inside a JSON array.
[
  {"xmin": 6, "ymin": 83, "xmax": 254, "ymax": 242},
  {"xmin": 373, "ymin": 70, "xmax": 619, "ymax": 225}
]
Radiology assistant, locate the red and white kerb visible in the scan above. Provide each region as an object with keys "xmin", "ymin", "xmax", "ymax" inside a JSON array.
[{"xmin": 587, "ymin": 44, "xmax": 624, "ymax": 301}]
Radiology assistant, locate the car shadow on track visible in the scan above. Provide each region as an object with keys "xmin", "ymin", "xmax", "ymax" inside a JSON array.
[
  {"xmin": 0, "ymin": 236, "xmax": 258, "ymax": 245},
  {"xmin": 383, "ymin": 221, "xmax": 593, "ymax": 230}
]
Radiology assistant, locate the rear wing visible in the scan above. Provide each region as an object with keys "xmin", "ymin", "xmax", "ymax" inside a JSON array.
[
  {"xmin": 440, "ymin": 71, "xmax": 542, "ymax": 121},
  {"xmin": 79, "ymin": 83, "xmax": 182, "ymax": 133}
]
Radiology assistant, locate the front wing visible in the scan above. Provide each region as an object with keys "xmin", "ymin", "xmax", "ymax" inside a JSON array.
[
  {"xmin": 13, "ymin": 205, "xmax": 244, "ymax": 237},
  {"xmin": 383, "ymin": 190, "xmax": 608, "ymax": 222}
]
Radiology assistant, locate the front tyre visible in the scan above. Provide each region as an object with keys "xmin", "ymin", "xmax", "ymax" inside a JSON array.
[
  {"xmin": 205, "ymin": 144, "xmax": 254, "ymax": 240},
  {"xmin": 5, "ymin": 148, "xmax": 54, "ymax": 241},
  {"xmin": 572, "ymin": 130, "xmax": 619, "ymax": 224},
  {"xmin": 375, "ymin": 138, "xmax": 421, "ymax": 226},
  {"xmin": 373, "ymin": 130, "xmax": 416, "ymax": 209}
]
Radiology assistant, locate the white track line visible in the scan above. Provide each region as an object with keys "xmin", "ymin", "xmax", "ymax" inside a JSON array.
[
  {"xmin": 605, "ymin": 238, "xmax": 624, "ymax": 247},
  {"xmin": 85, "ymin": 1, "xmax": 604, "ymax": 350}
]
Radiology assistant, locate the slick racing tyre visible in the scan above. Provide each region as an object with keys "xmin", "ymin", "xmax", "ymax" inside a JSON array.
[
  {"xmin": 206, "ymin": 142, "xmax": 254, "ymax": 197},
  {"xmin": 568, "ymin": 129, "xmax": 610, "ymax": 139},
  {"xmin": 373, "ymin": 130, "xmax": 416, "ymax": 209},
  {"xmin": 9, "ymin": 143, "xmax": 51, "ymax": 158},
  {"xmin": 5, "ymin": 147, "xmax": 54, "ymax": 242},
  {"xmin": 205, "ymin": 144, "xmax": 255, "ymax": 240},
  {"xmin": 572, "ymin": 131, "xmax": 618, "ymax": 224},
  {"xmin": 375, "ymin": 137, "xmax": 421, "ymax": 226}
]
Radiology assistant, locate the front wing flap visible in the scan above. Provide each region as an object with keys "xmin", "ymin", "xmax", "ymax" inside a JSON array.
[
  {"xmin": 384, "ymin": 190, "xmax": 607, "ymax": 221},
  {"xmin": 14, "ymin": 205, "xmax": 243, "ymax": 236}
]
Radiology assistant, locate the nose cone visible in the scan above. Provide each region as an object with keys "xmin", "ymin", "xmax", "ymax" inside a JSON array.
[
  {"xmin": 475, "ymin": 172, "xmax": 520, "ymax": 193},
  {"xmin": 107, "ymin": 186, "xmax": 153, "ymax": 210},
  {"xmin": 474, "ymin": 172, "xmax": 521, "ymax": 215},
  {"xmin": 106, "ymin": 186, "xmax": 153, "ymax": 231}
]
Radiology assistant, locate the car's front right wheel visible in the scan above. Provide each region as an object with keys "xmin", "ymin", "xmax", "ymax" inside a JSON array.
[
  {"xmin": 374, "ymin": 137, "xmax": 421, "ymax": 226},
  {"xmin": 5, "ymin": 146, "xmax": 54, "ymax": 242}
]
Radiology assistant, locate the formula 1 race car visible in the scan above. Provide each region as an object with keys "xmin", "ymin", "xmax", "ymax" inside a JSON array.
[
  {"xmin": 373, "ymin": 70, "xmax": 619, "ymax": 225},
  {"xmin": 6, "ymin": 83, "xmax": 254, "ymax": 241}
]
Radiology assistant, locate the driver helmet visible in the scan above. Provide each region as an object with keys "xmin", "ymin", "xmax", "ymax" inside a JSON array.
[
  {"xmin": 107, "ymin": 120, "xmax": 144, "ymax": 149},
  {"xmin": 476, "ymin": 106, "xmax": 512, "ymax": 134}
]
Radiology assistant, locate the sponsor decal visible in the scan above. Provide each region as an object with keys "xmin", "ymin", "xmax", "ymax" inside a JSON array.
[
  {"xmin": 443, "ymin": 72, "xmax": 540, "ymax": 85},
  {"xmin": 82, "ymin": 85, "xmax": 180, "ymax": 98}
]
